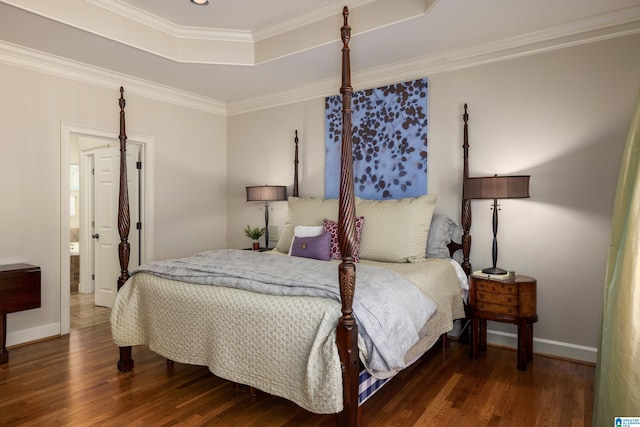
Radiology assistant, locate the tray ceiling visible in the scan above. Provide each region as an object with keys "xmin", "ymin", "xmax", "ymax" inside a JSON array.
[{"xmin": 1, "ymin": 0, "xmax": 639, "ymax": 108}]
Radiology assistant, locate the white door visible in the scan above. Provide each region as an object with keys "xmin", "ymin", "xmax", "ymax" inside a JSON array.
[{"xmin": 93, "ymin": 145, "xmax": 140, "ymax": 308}]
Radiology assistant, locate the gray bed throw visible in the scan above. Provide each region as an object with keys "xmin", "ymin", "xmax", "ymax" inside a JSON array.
[{"xmin": 130, "ymin": 249, "xmax": 437, "ymax": 375}]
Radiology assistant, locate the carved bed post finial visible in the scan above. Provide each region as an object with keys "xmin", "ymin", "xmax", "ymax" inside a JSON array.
[
  {"xmin": 117, "ymin": 86, "xmax": 131, "ymax": 291},
  {"xmin": 338, "ymin": 5, "xmax": 356, "ymax": 318},
  {"xmin": 117, "ymin": 87, "xmax": 133, "ymax": 373},
  {"xmin": 293, "ymin": 130, "xmax": 299, "ymax": 198},
  {"xmin": 336, "ymin": 6, "xmax": 360, "ymax": 426},
  {"xmin": 461, "ymin": 103, "xmax": 472, "ymax": 275}
]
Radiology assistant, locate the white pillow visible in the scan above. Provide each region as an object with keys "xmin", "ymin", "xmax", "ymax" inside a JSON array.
[
  {"xmin": 356, "ymin": 194, "xmax": 437, "ymax": 263},
  {"xmin": 288, "ymin": 225, "xmax": 324, "ymax": 255}
]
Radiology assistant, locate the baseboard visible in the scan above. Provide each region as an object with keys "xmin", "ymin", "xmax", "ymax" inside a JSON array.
[
  {"xmin": 6, "ymin": 323, "xmax": 61, "ymax": 348},
  {"xmin": 4, "ymin": 322, "xmax": 599, "ymax": 364},
  {"xmin": 487, "ymin": 329, "xmax": 598, "ymax": 364}
]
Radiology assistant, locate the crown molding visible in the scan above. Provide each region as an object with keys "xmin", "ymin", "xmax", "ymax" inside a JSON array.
[
  {"xmin": 3, "ymin": 0, "xmax": 430, "ymax": 66},
  {"xmin": 226, "ymin": 77, "xmax": 339, "ymax": 116},
  {"xmin": 88, "ymin": 0, "xmax": 379, "ymax": 43},
  {"xmin": 252, "ymin": 0, "xmax": 376, "ymax": 41},
  {"xmin": 228, "ymin": 5, "xmax": 640, "ymax": 115},
  {"xmin": 87, "ymin": 0, "xmax": 254, "ymax": 42},
  {"xmin": 0, "ymin": 41, "xmax": 227, "ymax": 116},
  {"xmin": 352, "ymin": 10, "xmax": 640, "ymax": 92},
  {"xmin": 1, "ymin": 4, "xmax": 639, "ymax": 117}
]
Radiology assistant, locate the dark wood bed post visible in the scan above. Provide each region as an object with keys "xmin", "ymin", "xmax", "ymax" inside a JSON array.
[
  {"xmin": 461, "ymin": 104, "xmax": 472, "ymax": 276},
  {"xmin": 335, "ymin": 7, "xmax": 361, "ymax": 427},
  {"xmin": 293, "ymin": 130, "xmax": 299, "ymax": 197},
  {"xmin": 117, "ymin": 86, "xmax": 131, "ymax": 291},
  {"xmin": 116, "ymin": 86, "xmax": 134, "ymax": 372}
]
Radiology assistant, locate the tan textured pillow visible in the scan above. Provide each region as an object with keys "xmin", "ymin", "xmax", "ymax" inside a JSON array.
[
  {"xmin": 275, "ymin": 197, "xmax": 339, "ymax": 253},
  {"xmin": 356, "ymin": 194, "xmax": 437, "ymax": 263}
]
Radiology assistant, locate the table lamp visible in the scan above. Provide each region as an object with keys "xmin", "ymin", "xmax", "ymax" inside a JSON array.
[
  {"xmin": 463, "ymin": 175, "xmax": 530, "ymax": 274},
  {"xmin": 246, "ymin": 185, "xmax": 287, "ymax": 249}
]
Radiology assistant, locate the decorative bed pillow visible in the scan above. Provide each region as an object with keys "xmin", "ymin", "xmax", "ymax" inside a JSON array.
[
  {"xmin": 290, "ymin": 232, "xmax": 331, "ymax": 261},
  {"xmin": 322, "ymin": 216, "xmax": 365, "ymax": 262},
  {"xmin": 426, "ymin": 214, "xmax": 458, "ymax": 259},
  {"xmin": 275, "ymin": 197, "xmax": 338, "ymax": 253},
  {"xmin": 288, "ymin": 225, "xmax": 324, "ymax": 255},
  {"xmin": 356, "ymin": 194, "xmax": 437, "ymax": 263}
]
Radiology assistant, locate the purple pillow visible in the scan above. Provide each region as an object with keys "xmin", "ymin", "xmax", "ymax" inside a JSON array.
[{"xmin": 290, "ymin": 232, "xmax": 331, "ymax": 261}]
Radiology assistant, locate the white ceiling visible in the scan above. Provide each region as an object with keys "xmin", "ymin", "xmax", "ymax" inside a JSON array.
[{"xmin": 1, "ymin": 0, "xmax": 640, "ymax": 109}]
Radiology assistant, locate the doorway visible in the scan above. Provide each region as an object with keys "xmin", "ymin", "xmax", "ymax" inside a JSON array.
[
  {"xmin": 60, "ymin": 123, "xmax": 155, "ymax": 335},
  {"xmin": 84, "ymin": 143, "xmax": 141, "ymax": 308}
]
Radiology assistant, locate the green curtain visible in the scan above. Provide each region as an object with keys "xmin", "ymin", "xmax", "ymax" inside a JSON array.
[{"xmin": 593, "ymin": 92, "xmax": 640, "ymax": 424}]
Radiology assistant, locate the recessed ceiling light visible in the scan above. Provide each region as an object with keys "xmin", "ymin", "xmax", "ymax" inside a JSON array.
[{"xmin": 190, "ymin": 0, "xmax": 209, "ymax": 5}]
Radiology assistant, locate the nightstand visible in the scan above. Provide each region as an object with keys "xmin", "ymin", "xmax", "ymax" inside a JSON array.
[
  {"xmin": 469, "ymin": 274, "xmax": 538, "ymax": 371},
  {"xmin": 1, "ymin": 264, "xmax": 41, "ymax": 364}
]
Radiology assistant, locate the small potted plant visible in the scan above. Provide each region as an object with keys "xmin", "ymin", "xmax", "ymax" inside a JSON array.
[{"xmin": 244, "ymin": 225, "xmax": 265, "ymax": 250}]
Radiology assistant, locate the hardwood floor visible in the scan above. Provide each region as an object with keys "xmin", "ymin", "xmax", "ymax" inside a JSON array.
[
  {"xmin": 70, "ymin": 292, "xmax": 111, "ymax": 329},
  {"xmin": 0, "ymin": 314, "xmax": 594, "ymax": 427}
]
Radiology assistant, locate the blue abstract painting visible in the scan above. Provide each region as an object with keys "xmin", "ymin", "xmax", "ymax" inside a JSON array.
[{"xmin": 325, "ymin": 78, "xmax": 428, "ymax": 200}]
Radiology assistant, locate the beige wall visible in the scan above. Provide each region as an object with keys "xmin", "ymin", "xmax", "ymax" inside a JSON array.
[
  {"xmin": 0, "ymin": 64, "xmax": 227, "ymax": 346},
  {"xmin": 227, "ymin": 33, "xmax": 640, "ymax": 361},
  {"xmin": 227, "ymin": 101, "xmax": 327, "ymax": 249},
  {"xmin": 2, "ymin": 29, "xmax": 639, "ymax": 362}
]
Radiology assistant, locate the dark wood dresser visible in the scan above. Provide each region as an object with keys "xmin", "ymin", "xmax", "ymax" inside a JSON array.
[{"xmin": 0, "ymin": 263, "xmax": 41, "ymax": 364}]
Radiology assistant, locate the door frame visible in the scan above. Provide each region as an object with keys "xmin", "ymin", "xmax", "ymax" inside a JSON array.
[
  {"xmin": 79, "ymin": 149, "xmax": 97, "ymax": 295},
  {"xmin": 60, "ymin": 122, "xmax": 155, "ymax": 335}
]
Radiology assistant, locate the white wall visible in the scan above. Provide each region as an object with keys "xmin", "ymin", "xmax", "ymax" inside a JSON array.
[
  {"xmin": 227, "ymin": 33, "xmax": 640, "ymax": 362},
  {"xmin": 227, "ymin": 101, "xmax": 327, "ymax": 249},
  {"xmin": 0, "ymin": 63, "xmax": 227, "ymax": 346},
  {"xmin": 2, "ymin": 28, "xmax": 639, "ymax": 363}
]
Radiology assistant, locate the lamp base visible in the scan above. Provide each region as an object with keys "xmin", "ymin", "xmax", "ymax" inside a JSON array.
[{"xmin": 481, "ymin": 266, "xmax": 507, "ymax": 275}]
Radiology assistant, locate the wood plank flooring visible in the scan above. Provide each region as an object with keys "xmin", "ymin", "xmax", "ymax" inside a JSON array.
[
  {"xmin": 70, "ymin": 292, "xmax": 111, "ymax": 329},
  {"xmin": 1, "ymin": 300, "xmax": 594, "ymax": 426}
]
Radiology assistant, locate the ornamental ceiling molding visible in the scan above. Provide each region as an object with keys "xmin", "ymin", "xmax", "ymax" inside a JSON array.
[
  {"xmin": 0, "ymin": 41, "xmax": 227, "ymax": 116},
  {"xmin": 227, "ymin": 11, "xmax": 640, "ymax": 115},
  {"xmin": 1, "ymin": 4, "xmax": 639, "ymax": 116},
  {"xmin": 2, "ymin": 0, "xmax": 433, "ymax": 66}
]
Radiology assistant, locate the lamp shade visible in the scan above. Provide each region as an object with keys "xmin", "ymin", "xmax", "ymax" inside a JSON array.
[
  {"xmin": 246, "ymin": 185, "xmax": 287, "ymax": 202},
  {"xmin": 463, "ymin": 175, "xmax": 530, "ymax": 200}
]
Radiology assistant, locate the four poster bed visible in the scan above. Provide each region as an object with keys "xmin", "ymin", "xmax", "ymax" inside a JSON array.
[{"xmin": 111, "ymin": 7, "xmax": 473, "ymax": 427}]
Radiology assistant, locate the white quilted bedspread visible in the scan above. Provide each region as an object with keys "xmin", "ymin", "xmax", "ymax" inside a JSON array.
[{"xmin": 111, "ymin": 255, "xmax": 465, "ymax": 414}]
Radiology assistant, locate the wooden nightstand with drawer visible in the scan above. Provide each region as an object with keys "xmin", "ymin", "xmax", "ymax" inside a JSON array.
[
  {"xmin": 469, "ymin": 274, "xmax": 538, "ymax": 370},
  {"xmin": 0, "ymin": 263, "xmax": 41, "ymax": 364}
]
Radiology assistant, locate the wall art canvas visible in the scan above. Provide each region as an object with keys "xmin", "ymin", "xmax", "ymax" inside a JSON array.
[{"xmin": 325, "ymin": 78, "xmax": 428, "ymax": 200}]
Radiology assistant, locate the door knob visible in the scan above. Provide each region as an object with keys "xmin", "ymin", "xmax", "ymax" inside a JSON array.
[{"xmin": 92, "ymin": 233, "xmax": 100, "ymax": 239}]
